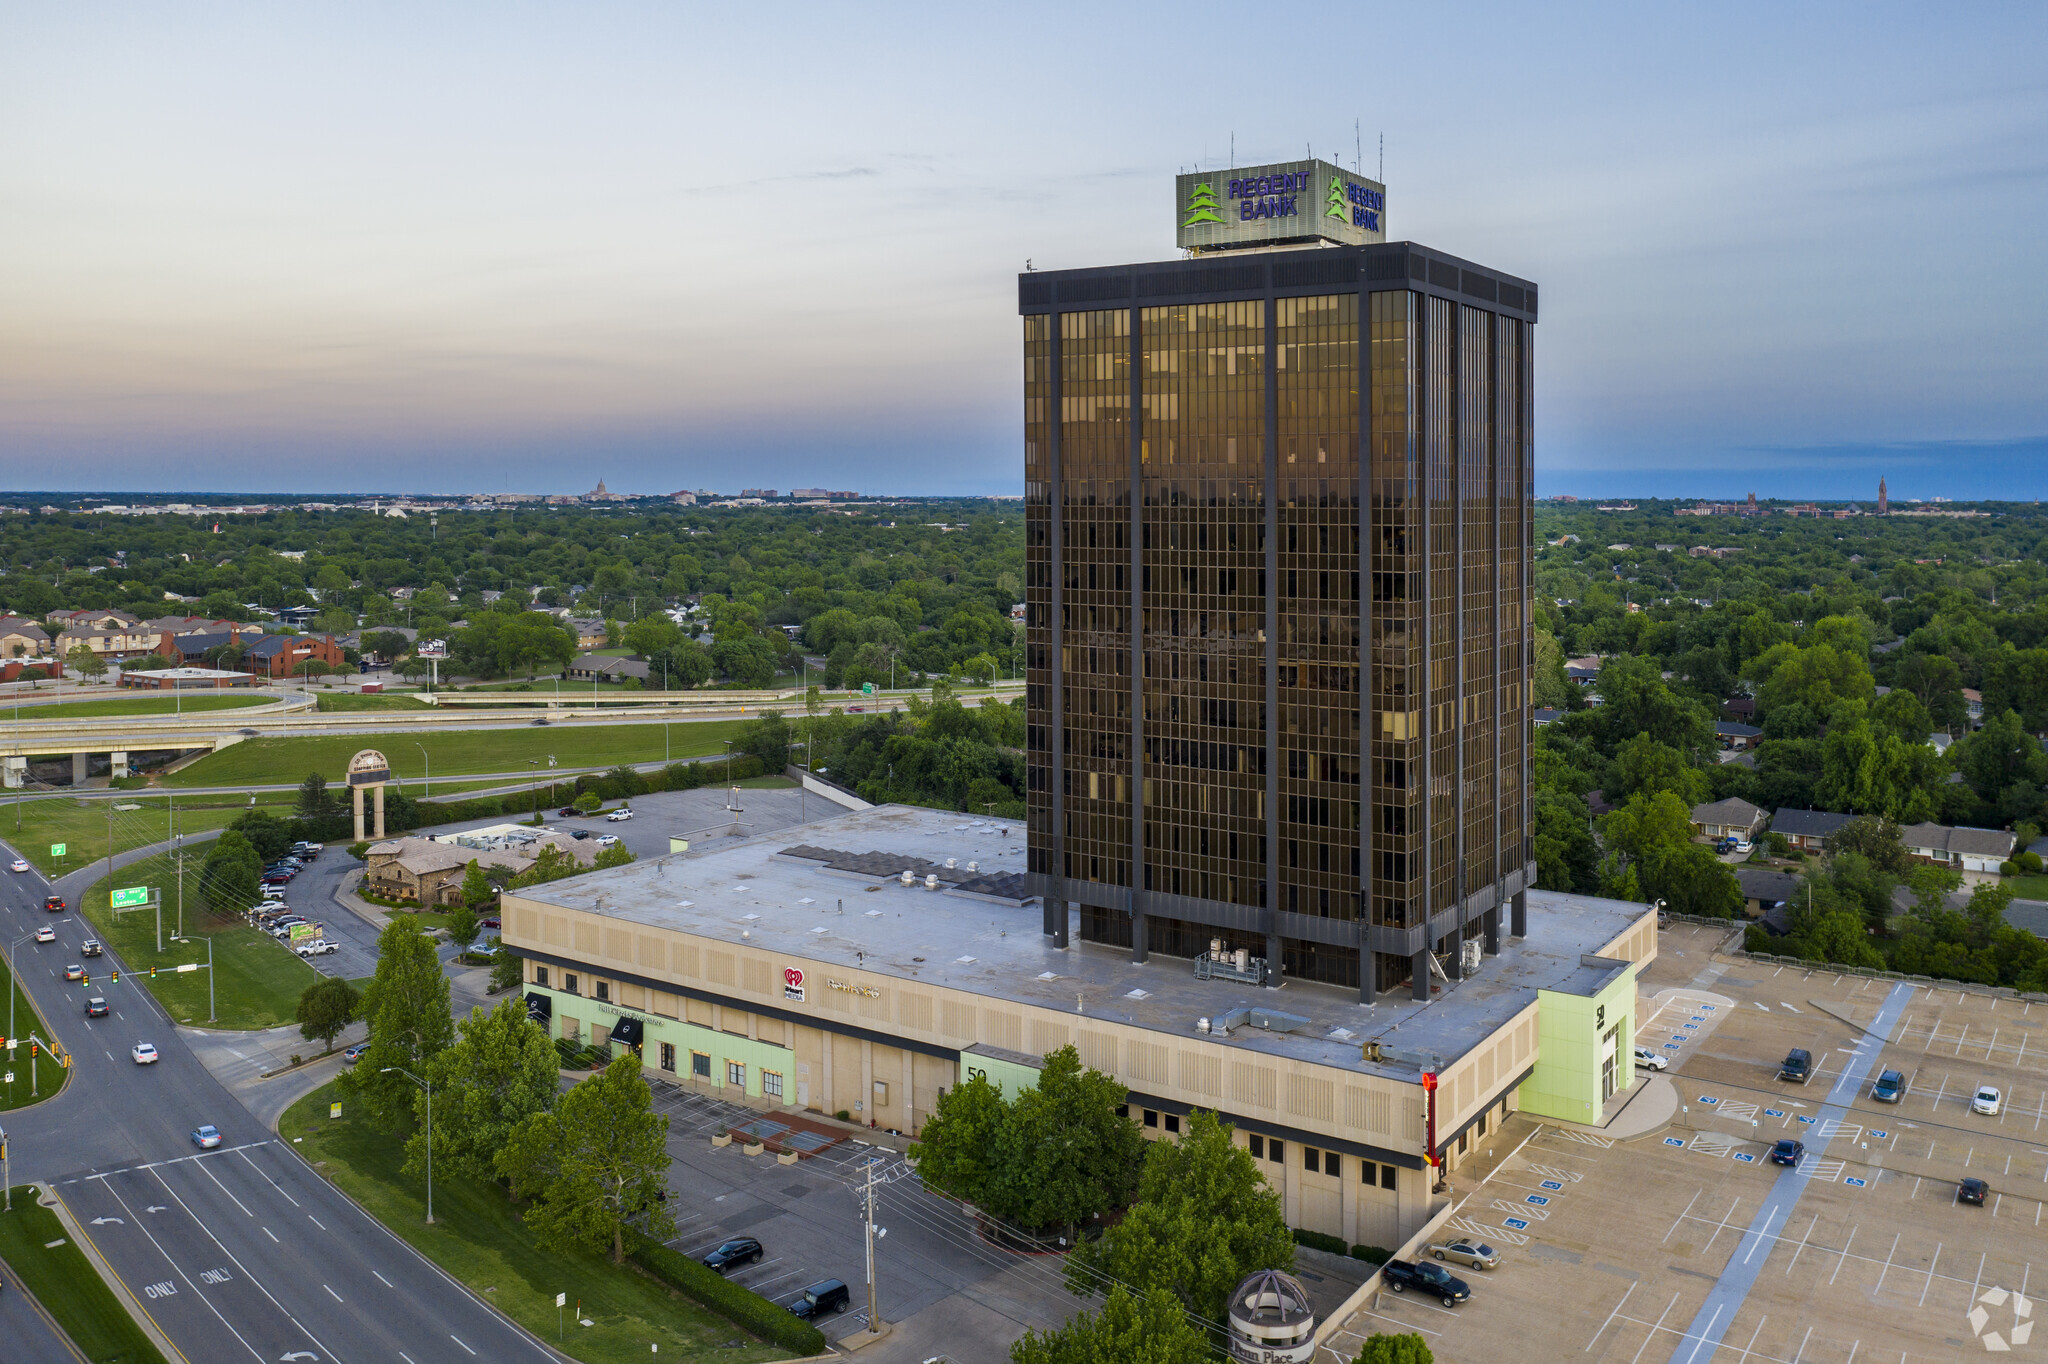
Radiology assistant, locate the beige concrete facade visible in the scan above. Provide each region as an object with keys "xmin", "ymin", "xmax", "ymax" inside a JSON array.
[{"xmin": 503, "ymin": 883, "xmax": 1656, "ymax": 1249}]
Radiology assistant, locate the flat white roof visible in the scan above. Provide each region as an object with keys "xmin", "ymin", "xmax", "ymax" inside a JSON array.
[{"xmin": 515, "ymin": 805, "xmax": 1652, "ymax": 1081}]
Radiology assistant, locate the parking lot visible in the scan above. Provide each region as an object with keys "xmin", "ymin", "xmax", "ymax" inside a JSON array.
[
  {"xmin": 648, "ymin": 1079, "xmax": 1080, "ymax": 1360},
  {"xmin": 1323, "ymin": 956, "xmax": 2048, "ymax": 1362}
]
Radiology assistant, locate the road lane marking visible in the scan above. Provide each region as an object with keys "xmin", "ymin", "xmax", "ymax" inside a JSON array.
[
  {"xmin": 374, "ymin": 1270, "xmax": 392, "ymax": 1287},
  {"xmin": 325, "ymin": 1284, "xmax": 342, "ymax": 1302},
  {"xmin": 452, "ymin": 1335, "xmax": 477, "ymax": 1355},
  {"xmin": 235, "ymin": 1147, "xmax": 301, "ymax": 1207},
  {"xmin": 86, "ymin": 1172, "xmax": 267, "ymax": 1362},
  {"xmin": 146, "ymin": 1166, "xmax": 341, "ymax": 1364},
  {"xmin": 263, "ymin": 1227, "xmax": 278, "ymax": 1243},
  {"xmin": 194, "ymin": 1158, "xmax": 253, "ymax": 1218},
  {"xmin": 308, "ymin": 1215, "xmax": 325, "ymax": 1230}
]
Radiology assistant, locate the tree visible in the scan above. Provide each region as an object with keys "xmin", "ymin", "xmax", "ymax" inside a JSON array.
[
  {"xmin": 736, "ymin": 713, "xmax": 791, "ymax": 772},
  {"xmin": 1896, "ymin": 652, "xmax": 1969, "ymax": 732},
  {"xmin": 296, "ymin": 772, "xmax": 341, "ymax": 822},
  {"xmin": 1009, "ymin": 1284, "xmax": 1210, "ymax": 1364},
  {"xmin": 622, "ymin": 615, "xmax": 681, "ymax": 659},
  {"xmin": 1760, "ymin": 643, "xmax": 1874, "ymax": 720},
  {"xmin": 711, "ymin": 632, "xmax": 780, "ymax": 688},
  {"xmin": 573, "ymin": 791, "xmax": 602, "ymax": 815},
  {"xmin": 1533, "ymin": 790, "xmax": 1599, "ymax": 892},
  {"xmin": 1353, "ymin": 1335, "xmax": 1435, "ymax": 1364},
  {"xmin": 446, "ymin": 904, "xmax": 480, "ymax": 952},
  {"xmin": 1066, "ymin": 1109, "xmax": 1292, "ymax": 1324},
  {"xmin": 296, "ymin": 976, "xmax": 360, "ymax": 1054},
  {"xmin": 1610, "ymin": 734, "xmax": 1709, "ymax": 807},
  {"xmin": 497, "ymin": 1052, "xmax": 673, "ymax": 1264},
  {"xmin": 67, "ymin": 644, "xmax": 107, "ymax": 679},
  {"xmin": 293, "ymin": 659, "xmax": 336, "ymax": 679},
  {"xmin": 908, "ymin": 1071, "xmax": 1008, "ymax": 1202},
  {"xmin": 1823, "ymin": 815, "xmax": 1912, "ymax": 878},
  {"xmin": 984, "ymin": 1046, "xmax": 1146, "ymax": 1233},
  {"xmin": 593, "ymin": 842, "xmax": 636, "ymax": 870},
  {"xmin": 361, "ymin": 629, "xmax": 411, "ymax": 663},
  {"xmin": 656, "ymin": 641, "xmax": 712, "ymax": 689},
  {"xmin": 341, "ymin": 917, "xmax": 454, "ymax": 1124},
  {"xmin": 460, "ymin": 859, "xmax": 496, "ymax": 913},
  {"xmin": 407, "ymin": 999, "xmax": 558, "ymax": 1190}
]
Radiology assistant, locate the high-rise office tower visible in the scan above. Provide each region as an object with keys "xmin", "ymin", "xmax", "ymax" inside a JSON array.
[
  {"xmin": 1021, "ymin": 159, "xmax": 1537, "ymax": 1003},
  {"xmin": 1878, "ymin": 478, "xmax": 1888, "ymax": 516}
]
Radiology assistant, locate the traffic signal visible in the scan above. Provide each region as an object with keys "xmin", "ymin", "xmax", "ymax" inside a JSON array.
[
  {"xmin": 149, "ymin": 967, "xmax": 157, "ymax": 979},
  {"xmin": 111, "ymin": 970, "xmax": 118, "ymax": 983},
  {"xmin": 29, "ymin": 1042, "xmax": 38, "ymax": 1057}
]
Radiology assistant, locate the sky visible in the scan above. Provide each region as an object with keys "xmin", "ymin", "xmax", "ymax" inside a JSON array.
[{"xmin": 1, "ymin": 4, "xmax": 2044, "ymax": 499}]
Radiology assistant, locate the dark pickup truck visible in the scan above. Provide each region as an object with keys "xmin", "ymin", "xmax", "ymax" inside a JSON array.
[{"xmin": 1381, "ymin": 1258, "xmax": 1472, "ymax": 1306}]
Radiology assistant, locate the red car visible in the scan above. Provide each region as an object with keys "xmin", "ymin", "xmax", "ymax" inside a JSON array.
[{"xmin": 44, "ymin": 896, "xmax": 65, "ymax": 913}]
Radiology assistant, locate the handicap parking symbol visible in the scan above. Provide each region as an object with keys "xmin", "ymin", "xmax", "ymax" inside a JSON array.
[
  {"xmin": 1664, "ymin": 1043, "xmax": 1682, "ymax": 1051},
  {"xmin": 1540, "ymin": 1180, "xmax": 1564, "ymax": 1190},
  {"xmin": 1733, "ymin": 1152, "xmax": 1757, "ymax": 1163},
  {"xmin": 1870, "ymin": 1130, "xmax": 1887, "ymax": 1139},
  {"xmin": 1796, "ymin": 1115, "xmax": 1816, "ymax": 1125},
  {"xmin": 1665, "ymin": 1138, "xmax": 1686, "ymax": 1147},
  {"xmin": 1845, "ymin": 1177, "xmax": 1868, "ymax": 1187},
  {"xmin": 1504, "ymin": 1217, "xmax": 1530, "ymax": 1230},
  {"xmin": 1699, "ymin": 1096, "xmax": 1719, "ymax": 1105},
  {"xmin": 1764, "ymin": 1109, "xmax": 1785, "ymax": 1118},
  {"xmin": 1683, "ymin": 1023, "xmax": 1700, "ymax": 1030},
  {"xmin": 1699, "ymin": 1004, "xmax": 1715, "ymax": 1011},
  {"xmin": 1526, "ymin": 1195, "xmax": 1550, "ymax": 1206},
  {"xmin": 1690, "ymin": 1015, "xmax": 1706, "ymax": 1022}
]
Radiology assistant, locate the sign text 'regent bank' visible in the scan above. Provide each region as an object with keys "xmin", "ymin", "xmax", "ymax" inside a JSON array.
[{"xmin": 1175, "ymin": 157, "xmax": 1386, "ymax": 254}]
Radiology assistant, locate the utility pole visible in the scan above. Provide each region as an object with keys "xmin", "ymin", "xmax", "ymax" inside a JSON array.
[{"xmin": 863, "ymin": 1159, "xmax": 881, "ymax": 1337}]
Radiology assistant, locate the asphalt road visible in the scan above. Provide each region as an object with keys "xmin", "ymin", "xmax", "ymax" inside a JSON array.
[
  {"xmin": 0, "ymin": 1266, "xmax": 85, "ymax": 1364},
  {"xmin": 0, "ymin": 842, "xmax": 565, "ymax": 1364}
]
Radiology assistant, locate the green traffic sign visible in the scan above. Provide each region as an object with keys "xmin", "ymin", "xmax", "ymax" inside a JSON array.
[
  {"xmin": 862, "ymin": 683, "xmax": 874, "ymax": 695},
  {"xmin": 111, "ymin": 887, "xmax": 149, "ymax": 909},
  {"xmin": 49, "ymin": 843, "xmax": 65, "ymax": 857}
]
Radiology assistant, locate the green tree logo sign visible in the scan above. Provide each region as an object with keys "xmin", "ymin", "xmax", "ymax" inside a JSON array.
[
  {"xmin": 1326, "ymin": 175, "xmax": 1349, "ymax": 223},
  {"xmin": 1183, "ymin": 182, "xmax": 1224, "ymax": 227}
]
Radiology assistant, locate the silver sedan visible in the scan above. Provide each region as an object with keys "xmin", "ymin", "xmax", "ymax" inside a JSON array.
[{"xmin": 1427, "ymin": 1239, "xmax": 1501, "ymax": 1270}]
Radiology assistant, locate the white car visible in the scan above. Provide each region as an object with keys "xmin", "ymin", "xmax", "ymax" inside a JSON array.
[
  {"xmin": 33, "ymin": 926, "xmax": 55, "ymax": 943},
  {"xmin": 296, "ymin": 939, "xmax": 337, "ymax": 958},
  {"xmin": 1633, "ymin": 1048, "xmax": 1669, "ymax": 1072},
  {"xmin": 596, "ymin": 833, "xmax": 621, "ymax": 847},
  {"xmin": 605, "ymin": 808, "xmax": 634, "ymax": 822},
  {"xmin": 9, "ymin": 858, "xmax": 27, "ymax": 873},
  {"xmin": 1973, "ymin": 1085, "xmax": 2003, "ymax": 1116},
  {"xmin": 131, "ymin": 1042, "xmax": 159, "ymax": 1064}
]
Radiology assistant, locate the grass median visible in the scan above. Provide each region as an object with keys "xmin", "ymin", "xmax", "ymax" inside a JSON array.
[
  {"xmin": 5, "ymin": 794, "xmax": 296, "ymax": 878},
  {"xmin": 282, "ymin": 1082, "xmax": 789, "ymax": 1364},
  {"xmin": 76, "ymin": 853, "xmax": 322, "ymax": 1030},
  {"xmin": 0, "ymin": 692, "xmax": 272, "ymax": 720},
  {"xmin": 0, "ymin": 1186, "xmax": 169, "ymax": 1364},
  {"xmin": 314, "ymin": 692, "xmax": 432, "ymax": 712},
  {"xmin": 0, "ymin": 942, "xmax": 66, "ymax": 1110},
  {"xmin": 162, "ymin": 718, "xmax": 750, "ymax": 790}
]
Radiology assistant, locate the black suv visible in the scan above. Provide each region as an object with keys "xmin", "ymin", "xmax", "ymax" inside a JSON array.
[
  {"xmin": 785, "ymin": 1279, "xmax": 850, "ymax": 1320},
  {"xmin": 1770, "ymin": 1139, "xmax": 1805, "ymax": 1167},
  {"xmin": 1959, "ymin": 1177, "xmax": 1989, "ymax": 1206},
  {"xmin": 701, "ymin": 1238, "xmax": 763, "ymax": 1274},
  {"xmin": 1778, "ymin": 1048, "xmax": 1813, "ymax": 1083}
]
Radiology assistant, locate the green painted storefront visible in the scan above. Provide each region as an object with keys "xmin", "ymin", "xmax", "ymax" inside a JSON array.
[
  {"xmin": 1516, "ymin": 955, "xmax": 1639, "ymax": 1126},
  {"xmin": 528, "ymin": 985, "xmax": 799, "ymax": 1107}
]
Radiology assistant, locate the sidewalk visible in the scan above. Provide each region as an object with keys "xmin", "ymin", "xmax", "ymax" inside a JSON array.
[{"xmin": 1541, "ymin": 1072, "xmax": 1678, "ymax": 1141}]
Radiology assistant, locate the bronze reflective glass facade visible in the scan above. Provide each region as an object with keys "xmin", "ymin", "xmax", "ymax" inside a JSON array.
[{"xmin": 1023, "ymin": 245, "xmax": 1535, "ymax": 1003}]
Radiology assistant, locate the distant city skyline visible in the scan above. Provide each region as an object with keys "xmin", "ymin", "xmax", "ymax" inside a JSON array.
[{"xmin": 1, "ymin": 4, "xmax": 2043, "ymax": 498}]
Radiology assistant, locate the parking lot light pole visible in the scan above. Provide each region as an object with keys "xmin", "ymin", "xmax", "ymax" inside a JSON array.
[
  {"xmin": 414, "ymin": 742, "xmax": 429, "ymax": 800},
  {"xmin": 382, "ymin": 1067, "xmax": 434, "ymax": 1222}
]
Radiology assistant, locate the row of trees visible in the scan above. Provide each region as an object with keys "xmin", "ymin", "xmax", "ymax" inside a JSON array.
[{"xmin": 330, "ymin": 919, "xmax": 674, "ymax": 1265}]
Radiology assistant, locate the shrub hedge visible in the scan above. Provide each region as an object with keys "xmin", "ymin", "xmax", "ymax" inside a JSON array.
[
  {"xmin": 1350, "ymin": 1243, "xmax": 1392, "ymax": 1265},
  {"xmin": 1292, "ymin": 1228, "xmax": 1348, "ymax": 1256},
  {"xmin": 629, "ymin": 1241, "xmax": 828, "ymax": 1355}
]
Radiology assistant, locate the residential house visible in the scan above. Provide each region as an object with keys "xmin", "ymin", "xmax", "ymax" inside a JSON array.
[
  {"xmin": 1723, "ymin": 695, "xmax": 1757, "ymax": 722},
  {"xmin": 567, "ymin": 619, "xmax": 609, "ymax": 650},
  {"xmin": 364, "ymin": 832, "xmax": 597, "ymax": 905},
  {"xmin": 1771, "ymin": 808, "xmax": 1854, "ymax": 853},
  {"xmin": 565, "ymin": 653, "xmax": 650, "ymax": 683},
  {"xmin": 1691, "ymin": 797, "xmax": 1766, "ymax": 842},
  {"xmin": 1715, "ymin": 721, "xmax": 1763, "ymax": 751},
  {"xmin": 1533, "ymin": 707, "xmax": 1563, "ymax": 728},
  {"xmin": 1900, "ymin": 824, "xmax": 2015, "ymax": 874},
  {"xmin": 54, "ymin": 618, "xmax": 171, "ymax": 661},
  {"xmin": 48, "ymin": 609, "xmax": 141, "ymax": 633},
  {"xmin": 1963, "ymin": 688, "xmax": 1984, "ymax": 725},
  {"xmin": 1737, "ymin": 868, "xmax": 1802, "ymax": 920},
  {"xmin": 1563, "ymin": 654, "xmax": 1602, "ymax": 687},
  {"xmin": 242, "ymin": 634, "xmax": 346, "ymax": 678},
  {"xmin": 0, "ymin": 616, "xmax": 52, "ymax": 660},
  {"xmin": 139, "ymin": 615, "xmax": 261, "ymax": 638}
]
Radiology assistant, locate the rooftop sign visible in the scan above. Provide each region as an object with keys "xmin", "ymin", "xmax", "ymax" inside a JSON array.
[{"xmin": 1176, "ymin": 158, "xmax": 1386, "ymax": 254}]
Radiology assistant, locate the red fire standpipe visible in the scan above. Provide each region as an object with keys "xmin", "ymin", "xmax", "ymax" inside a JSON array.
[{"xmin": 1422, "ymin": 1071, "xmax": 1438, "ymax": 1184}]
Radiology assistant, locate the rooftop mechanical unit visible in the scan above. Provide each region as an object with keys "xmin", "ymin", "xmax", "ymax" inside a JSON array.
[{"xmin": 1194, "ymin": 940, "xmax": 1272, "ymax": 987}]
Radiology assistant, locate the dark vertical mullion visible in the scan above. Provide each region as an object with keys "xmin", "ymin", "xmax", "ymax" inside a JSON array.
[
  {"xmin": 1357, "ymin": 281, "xmax": 1375, "ymax": 1005},
  {"xmin": 1047, "ymin": 313, "xmax": 1067, "ymax": 947},
  {"xmin": 1449, "ymin": 302, "xmax": 1466, "ymax": 980},
  {"xmin": 1263, "ymin": 295, "xmax": 1281, "ymax": 982},
  {"xmin": 1487, "ymin": 309, "xmax": 1504, "ymax": 956},
  {"xmin": 1412, "ymin": 292, "xmax": 1432, "ymax": 1002},
  {"xmin": 1129, "ymin": 308, "xmax": 1147, "ymax": 963}
]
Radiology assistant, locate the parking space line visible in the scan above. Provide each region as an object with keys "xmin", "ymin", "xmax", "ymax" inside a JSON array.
[
  {"xmin": 1788, "ymin": 1324, "xmax": 1812, "ymax": 1363},
  {"xmin": 1585, "ymin": 1282, "xmax": 1635, "ymax": 1351},
  {"xmin": 1783, "ymin": 1215, "xmax": 1817, "ymax": 1275},
  {"xmin": 1828, "ymin": 1225, "xmax": 1857, "ymax": 1285},
  {"xmin": 1918, "ymin": 1242, "xmax": 1942, "ymax": 1306},
  {"xmin": 1873, "ymin": 1232, "xmax": 1898, "ymax": 1292},
  {"xmin": 1630, "ymin": 1292, "xmax": 1683, "ymax": 1364},
  {"xmin": 1730, "ymin": 1315, "xmax": 1766, "ymax": 1363}
]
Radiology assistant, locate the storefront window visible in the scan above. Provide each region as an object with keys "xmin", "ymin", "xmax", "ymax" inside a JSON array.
[
  {"xmin": 691, "ymin": 1051, "xmax": 710, "ymax": 1078},
  {"xmin": 659, "ymin": 1042, "xmax": 676, "ymax": 1073},
  {"xmin": 763, "ymin": 1071, "xmax": 784, "ymax": 1100},
  {"xmin": 726, "ymin": 1061, "xmax": 746, "ymax": 1088}
]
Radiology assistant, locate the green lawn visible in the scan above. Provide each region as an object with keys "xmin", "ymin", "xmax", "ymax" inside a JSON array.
[
  {"xmin": 163, "ymin": 719, "xmax": 750, "ymax": 790},
  {"xmin": 2008, "ymin": 874, "xmax": 2048, "ymax": 901},
  {"xmin": 0, "ymin": 1187, "xmax": 167, "ymax": 1363},
  {"xmin": 77, "ymin": 853, "xmax": 321, "ymax": 1030},
  {"xmin": 0, "ymin": 940, "xmax": 66, "ymax": 1110},
  {"xmin": 283, "ymin": 1083, "xmax": 787, "ymax": 1364},
  {"xmin": 0, "ymin": 693, "xmax": 272, "ymax": 720},
  {"xmin": 734, "ymin": 775, "xmax": 796, "ymax": 790},
  {"xmin": 3, "ymin": 795, "xmax": 296, "ymax": 878},
  {"xmin": 315, "ymin": 692, "xmax": 432, "ymax": 712}
]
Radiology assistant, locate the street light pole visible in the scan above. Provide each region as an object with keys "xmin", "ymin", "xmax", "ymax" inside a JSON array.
[
  {"xmin": 414, "ymin": 742, "xmax": 429, "ymax": 800},
  {"xmin": 382, "ymin": 1067, "xmax": 434, "ymax": 1222}
]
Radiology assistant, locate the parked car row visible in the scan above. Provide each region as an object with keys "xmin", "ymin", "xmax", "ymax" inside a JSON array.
[{"xmin": 696, "ymin": 1237, "xmax": 851, "ymax": 1323}]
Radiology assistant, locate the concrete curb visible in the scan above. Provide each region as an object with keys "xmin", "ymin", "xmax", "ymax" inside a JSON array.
[{"xmin": 38, "ymin": 1181, "xmax": 189, "ymax": 1364}]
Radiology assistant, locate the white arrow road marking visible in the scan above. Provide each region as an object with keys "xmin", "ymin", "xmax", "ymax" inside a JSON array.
[
  {"xmin": 280, "ymin": 1354, "xmax": 319, "ymax": 1362},
  {"xmin": 90, "ymin": 1216, "xmax": 124, "ymax": 1225},
  {"xmin": 145, "ymin": 1206, "xmax": 168, "ymax": 1214}
]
